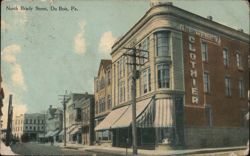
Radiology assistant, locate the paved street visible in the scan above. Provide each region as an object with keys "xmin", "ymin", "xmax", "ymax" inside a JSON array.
[{"xmin": 10, "ymin": 142, "xmax": 120, "ymax": 156}]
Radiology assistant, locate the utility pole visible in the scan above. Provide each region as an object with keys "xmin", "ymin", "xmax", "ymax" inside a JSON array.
[
  {"xmin": 6, "ymin": 94, "xmax": 13, "ymax": 146},
  {"xmin": 59, "ymin": 90, "xmax": 70, "ymax": 147},
  {"xmin": 123, "ymin": 47, "xmax": 149, "ymax": 155}
]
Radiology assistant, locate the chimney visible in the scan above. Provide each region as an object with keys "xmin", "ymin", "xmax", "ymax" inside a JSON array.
[
  {"xmin": 207, "ymin": 16, "xmax": 213, "ymax": 20},
  {"xmin": 150, "ymin": 0, "xmax": 173, "ymax": 7}
]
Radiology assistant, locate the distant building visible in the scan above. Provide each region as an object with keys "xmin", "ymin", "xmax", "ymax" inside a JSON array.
[
  {"xmin": 94, "ymin": 60, "xmax": 112, "ymax": 144},
  {"xmin": 65, "ymin": 93, "xmax": 94, "ymax": 144},
  {"xmin": 12, "ymin": 113, "xmax": 46, "ymax": 142},
  {"xmin": 80, "ymin": 93, "xmax": 95, "ymax": 145},
  {"xmin": 96, "ymin": 2, "xmax": 249, "ymax": 149},
  {"xmin": 45, "ymin": 105, "xmax": 63, "ymax": 142}
]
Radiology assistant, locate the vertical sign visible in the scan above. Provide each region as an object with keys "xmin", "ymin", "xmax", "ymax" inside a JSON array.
[{"xmin": 188, "ymin": 36, "xmax": 199, "ymax": 104}]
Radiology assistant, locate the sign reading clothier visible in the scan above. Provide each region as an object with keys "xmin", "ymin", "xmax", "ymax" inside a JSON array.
[{"xmin": 188, "ymin": 36, "xmax": 199, "ymax": 104}]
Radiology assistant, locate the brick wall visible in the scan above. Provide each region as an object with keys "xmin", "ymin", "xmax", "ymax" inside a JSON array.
[
  {"xmin": 183, "ymin": 31, "xmax": 249, "ymax": 128},
  {"xmin": 185, "ymin": 127, "xmax": 249, "ymax": 148}
]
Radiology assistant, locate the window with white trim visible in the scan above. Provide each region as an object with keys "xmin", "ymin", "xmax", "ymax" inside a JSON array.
[
  {"xmin": 223, "ymin": 48, "xmax": 229, "ymax": 67},
  {"xmin": 203, "ymin": 72, "xmax": 210, "ymax": 93},
  {"xmin": 201, "ymin": 42, "xmax": 208, "ymax": 62},
  {"xmin": 238, "ymin": 79, "xmax": 244, "ymax": 98},
  {"xmin": 236, "ymin": 52, "xmax": 242, "ymax": 68},
  {"xmin": 156, "ymin": 31, "xmax": 170, "ymax": 57},
  {"xmin": 157, "ymin": 64, "xmax": 170, "ymax": 89},
  {"xmin": 142, "ymin": 68, "xmax": 151, "ymax": 94},
  {"xmin": 225, "ymin": 76, "xmax": 231, "ymax": 96}
]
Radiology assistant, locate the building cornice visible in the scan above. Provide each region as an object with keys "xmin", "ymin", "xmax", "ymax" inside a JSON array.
[{"xmin": 111, "ymin": 4, "xmax": 249, "ymax": 55}]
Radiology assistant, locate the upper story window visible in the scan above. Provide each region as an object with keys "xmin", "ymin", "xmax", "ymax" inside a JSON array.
[
  {"xmin": 142, "ymin": 68, "xmax": 151, "ymax": 94},
  {"xmin": 100, "ymin": 77, "xmax": 105, "ymax": 90},
  {"xmin": 157, "ymin": 64, "xmax": 170, "ymax": 89},
  {"xmin": 156, "ymin": 31, "xmax": 170, "ymax": 57},
  {"xmin": 203, "ymin": 72, "xmax": 210, "ymax": 93},
  {"xmin": 123, "ymin": 57, "xmax": 126, "ymax": 77},
  {"xmin": 140, "ymin": 37, "xmax": 149, "ymax": 64},
  {"xmin": 201, "ymin": 42, "xmax": 208, "ymax": 62},
  {"xmin": 127, "ymin": 77, "xmax": 132, "ymax": 101},
  {"xmin": 118, "ymin": 81, "xmax": 125, "ymax": 103},
  {"xmin": 76, "ymin": 108, "xmax": 82, "ymax": 121},
  {"xmin": 223, "ymin": 48, "xmax": 229, "ymax": 67},
  {"xmin": 107, "ymin": 69, "xmax": 111, "ymax": 85},
  {"xmin": 95, "ymin": 101, "xmax": 98, "ymax": 114},
  {"xmin": 99, "ymin": 98, "xmax": 106, "ymax": 113},
  {"xmin": 236, "ymin": 52, "xmax": 242, "ymax": 68},
  {"xmin": 238, "ymin": 79, "xmax": 244, "ymax": 98},
  {"xmin": 225, "ymin": 76, "xmax": 231, "ymax": 96},
  {"xmin": 107, "ymin": 95, "xmax": 112, "ymax": 109}
]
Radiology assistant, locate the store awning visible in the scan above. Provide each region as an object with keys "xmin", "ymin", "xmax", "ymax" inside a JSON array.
[
  {"xmin": 154, "ymin": 98, "xmax": 175, "ymax": 127},
  {"xmin": 51, "ymin": 130, "xmax": 60, "ymax": 136},
  {"xmin": 137, "ymin": 98, "xmax": 175, "ymax": 128},
  {"xmin": 58, "ymin": 130, "xmax": 64, "ymax": 136},
  {"xmin": 38, "ymin": 133, "xmax": 45, "ymax": 138},
  {"xmin": 67, "ymin": 126, "xmax": 76, "ymax": 134},
  {"xmin": 95, "ymin": 105, "xmax": 129, "ymax": 131},
  {"xmin": 111, "ymin": 98, "xmax": 152, "ymax": 129},
  {"xmin": 45, "ymin": 131, "xmax": 53, "ymax": 137},
  {"xmin": 70, "ymin": 126, "xmax": 81, "ymax": 134}
]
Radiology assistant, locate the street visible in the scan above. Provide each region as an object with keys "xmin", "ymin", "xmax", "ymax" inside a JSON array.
[{"xmin": 10, "ymin": 142, "xmax": 120, "ymax": 156}]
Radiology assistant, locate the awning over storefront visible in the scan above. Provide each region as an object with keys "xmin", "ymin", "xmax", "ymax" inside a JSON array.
[
  {"xmin": 51, "ymin": 130, "xmax": 60, "ymax": 136},
  {"xmin": 95, "ymin": 97, "xmax": 175, "ymax": 131},
  {"xmin": 45, "ymin": 131, "xmax": 53, "ymax": 137},
  {"xmin": 70, "ymin": 126, "xmax": 82, "ymax": 134},
  {"xmin": 58, "ymin": 130, "xmax": 64, "ymax": 136},
  {"xmin": 137, "ymin": 98, "xmax": 175, "ymax": 127},
  {"xmin": 95, "ymin": 105, "xmax": 129, "ymax": 131},
  {"xmin": 111, "ymin": 98, "xmax": 152, "ymax": 129},
  {"xmin": 45, "ymin": 130, "xmax": 60, "ymax": 137},
  {"xmin": 67, "ymin": 126, "xmax": 75, "ymax": 134},
  {"xmin": 38, "ymin": 133, "xmax": 45, "ymax": 138}
]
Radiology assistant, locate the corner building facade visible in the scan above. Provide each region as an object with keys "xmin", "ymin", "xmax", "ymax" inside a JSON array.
[{"xmin": 96, "ymin": 2, "xmax": 249, "ymax": 149}]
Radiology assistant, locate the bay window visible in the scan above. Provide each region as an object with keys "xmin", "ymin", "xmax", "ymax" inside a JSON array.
[
  {"xmin": 157, "ymin": 64, "xmax": 170, "ymax": 89},
  {"xmin": 156, "ymin": 31, "xmax": 170, "ymax": 57}
]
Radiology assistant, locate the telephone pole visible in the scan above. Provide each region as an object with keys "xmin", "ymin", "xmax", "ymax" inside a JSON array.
[
  {"xmin": 59, "ymin": 90, "xmax": 70, "ymax": 147},
  {"xmin": 123, "ymin": 47, "xmax": 149, "ymax": 155}
]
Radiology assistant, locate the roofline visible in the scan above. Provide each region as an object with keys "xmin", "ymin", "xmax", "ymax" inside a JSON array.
[{"xmin": 111, "ymin": 3, "xmax": 249, "ymax": 55}]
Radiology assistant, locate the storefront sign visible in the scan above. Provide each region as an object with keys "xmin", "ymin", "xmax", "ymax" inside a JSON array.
[
  {"xmin": 180, "ymin": 25, "xmax": 220, "ymax": 44},
  {"xmin": 188, "ymin": 36, "xmax": 199, "ymax": 104}
]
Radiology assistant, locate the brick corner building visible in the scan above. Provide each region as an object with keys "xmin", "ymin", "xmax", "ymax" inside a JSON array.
[{"xmin": 95, "ymin": 2, "xmax": 249, "ymax": 149}]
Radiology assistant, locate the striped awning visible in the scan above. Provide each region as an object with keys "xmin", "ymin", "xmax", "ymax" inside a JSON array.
[
  {"xmin": 67, "ymin": 126, "xmax": 76, "ymax": 134},
  {"xmin": 70, "ymin": 126, "xmax": 82, "ymax": 134},
  {"xmin": 137, "ymin": 98, "xmax": 175, "ymax": 128},
  {"xmin": 95, "ymin": 105, "xmax": 129, "ymax": 131},
  {"xmin": 111, "ymin": 98, "xmax": 152, "ymax": 129}
]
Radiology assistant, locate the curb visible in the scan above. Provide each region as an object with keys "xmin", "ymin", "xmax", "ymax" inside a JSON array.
[{"xmin": 85, "ymin": 146, "xmax": 246, "ymax": 156}]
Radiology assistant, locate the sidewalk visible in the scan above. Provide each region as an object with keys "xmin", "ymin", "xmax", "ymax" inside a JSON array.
[
  {"xmin": 54, "ymin": 142, "xmax": 247, "ymax": 156},
  {"xmin": 0, "ymin": 140, "xmax": 18, "ymax": 155}
]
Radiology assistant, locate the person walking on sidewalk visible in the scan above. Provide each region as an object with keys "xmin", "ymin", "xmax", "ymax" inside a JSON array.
[{"xmin": 50, "ymin": 137, "xmax": 54, "ymax": 146}]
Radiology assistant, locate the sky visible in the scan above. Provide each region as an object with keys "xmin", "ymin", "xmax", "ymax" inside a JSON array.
[{"xmin": 1, "ymin": 0, "xmax": 249, "ymax": 128}]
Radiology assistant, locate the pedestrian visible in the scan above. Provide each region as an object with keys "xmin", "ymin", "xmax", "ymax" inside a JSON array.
[{"xmin": 50, "ymin": 138, "xmax": 53, "ymax": 146}]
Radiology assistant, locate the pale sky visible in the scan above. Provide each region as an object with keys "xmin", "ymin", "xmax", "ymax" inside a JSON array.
[{"xmin": 1, "ymin": 0, "xmax": 249, "ymax": 127}]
